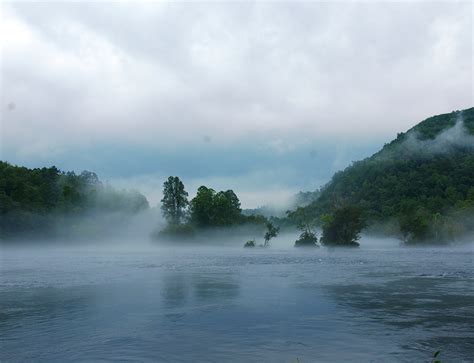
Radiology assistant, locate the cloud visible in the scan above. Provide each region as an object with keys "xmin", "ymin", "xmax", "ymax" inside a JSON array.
[
  {"xmin": 0, "ymin": 1, "xmax": 471, "ymax": 206},
  {"xmin": 1, "ymin": 1, "xmax": 472, "ymax": 156}
]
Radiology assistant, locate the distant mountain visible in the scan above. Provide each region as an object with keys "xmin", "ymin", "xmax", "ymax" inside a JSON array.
[
  {"xmin": 243, "ymin": 190, "xmax": 321, "ymax": 218},
  {"xmin": 294, "ymin": 107, "xmax": 474, "ymax": 243}
]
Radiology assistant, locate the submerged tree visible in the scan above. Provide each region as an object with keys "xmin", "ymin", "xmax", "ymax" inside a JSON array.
[
  {"xmin": 294, "ymin": 231, "xmax": 318, "ymax": 247},
  {"xmin": 321, "ymin": 205, "xmax": 365, "ymax": 247},
  {"xmin": 294, "ymin": 210, "xmax": 318, "ymax": 247},
  {"xmin": 244, "ymin": 239, "xmax": 256, "ymax": 248},
  {"xmin": 161, "ymin": 176, "xmax": 189, "ymax": 226},
  {"xmin": 287, "ymin": 207, "xmax": 318, "ymax": 247},
  {"xmin": 263, "ymin": 222, "xmax": 279, "ymax": 247}
]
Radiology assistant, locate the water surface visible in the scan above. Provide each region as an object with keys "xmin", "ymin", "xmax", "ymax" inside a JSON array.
[{"xmin": 1, "ymin": 240, "xmax": 473, "ymax": 362}]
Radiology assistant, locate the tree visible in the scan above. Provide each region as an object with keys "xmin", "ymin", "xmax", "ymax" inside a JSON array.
[
  {"xmin": 294, "ymin": 209, "xmax": 318, "ymax": 247},
  {"xmin": 189, "ymin": 187, "xmax": 243, "ymax": 228},
  {"xmin": 294, "ymin": 230, "xmax": 318, "ymax": 247},
  {"xmin": 263, "ymin": 222, "xmax": 279, "ymax": 247},
  {"xmin": 244, "ymin": 239, "xmax": 256, "ymax": 248},
  {"xmin": 321, "ymin": 205, "xmax": 365, "ymax": 247},
  {"xmin": 189, "ymin": 186, "xmax": 216, "ymax": 227},
  {"xmin": 287, "ymin": 207, "xmax": 319, "ymax": 247},
  {"xmin": 212, "ymin": 190, "xmax": 242, "ymax": 226},
  {"xmin": 399, "ymin": 207, "xmax": 431, "ymax": 242},
  {"xmin": 161, "ymin": 176, "xmax": 188, "ymax": 226},
  {"xmin": 0, "ymin": 161, "xmax": 149, "ymax": 239}
]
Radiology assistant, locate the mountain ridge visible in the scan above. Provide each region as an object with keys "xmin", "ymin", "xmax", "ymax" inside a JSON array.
[{"xmin": 292, "ymin": 107, "xmax": 474, "ymax": 243}]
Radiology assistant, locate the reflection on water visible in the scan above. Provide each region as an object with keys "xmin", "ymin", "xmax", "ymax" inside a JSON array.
[
  {"xmin": 193, "ymin": 273, "xmax": 239, "ymax": 301},
  {"xmin": 161, "ymin": 272, "xmax": 239, "ymax": 307},
  {"xmin": 0, "ymin": 243, "xmax": 473, "ymax": 362},
  {"xmin": 162, "ymin": 274, "xmax": 188, "ymax": 308}
]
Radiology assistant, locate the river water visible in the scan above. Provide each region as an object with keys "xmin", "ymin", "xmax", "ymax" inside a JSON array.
[{"xmin": 0, "ymin": 239, "xmax": 473, "ymax": 362}]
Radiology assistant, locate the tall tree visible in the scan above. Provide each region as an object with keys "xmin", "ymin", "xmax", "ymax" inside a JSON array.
[
  {"xmin": 189, "ymin": 186, "xmax": 216, "ymax": 227},
  {"xmin": 161, "ymin": 176, "xmax": 189, "ymax": 225},
  {"xmin": 213, "ymin": 190, "xmax": 242, "ymax": 226}
]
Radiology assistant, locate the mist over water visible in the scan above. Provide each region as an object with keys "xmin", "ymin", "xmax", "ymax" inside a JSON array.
[
  {"xmin": 1, "ymin": 2, "xmax": 472, "ymax": 361},
  {"xmin": 1, "ymin": 238, "xmax": 473, "ymax": 362}
]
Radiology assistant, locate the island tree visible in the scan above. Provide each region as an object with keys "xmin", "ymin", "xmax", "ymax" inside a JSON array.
[
  {"xmin": 244, "ymin": 239, "xmax": 256, "ymax": 248},
  {"xmin": 292, "ymin": 208, "xmax": 318, "ymax": 247},
  {"xmin": 263, "ymin": 221, "xmax": 279, "ymax": 247},
  {"xmin": 161, "ymin": 176, "xmax": 189, "ymax": 226},
  {"xmin": 189, "ymin": 186, "xmax": 216, "ymax": 227},
  {"xmin": 189, "ymin": 187, "xmax": 243, "ymax": 228},
  {"xmin": 321, "ymin": 205, "xmax": 365, "ymax": 247}
]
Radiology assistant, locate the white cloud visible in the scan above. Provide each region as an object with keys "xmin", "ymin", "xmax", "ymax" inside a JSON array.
[{"xmin": 1, "ymin": 1, "xmax": 471, "ymax": 158}]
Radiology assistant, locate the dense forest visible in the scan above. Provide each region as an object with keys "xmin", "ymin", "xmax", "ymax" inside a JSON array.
[
  {"xmin": 289, "ymin": 107, "xmax": 474, "ymax": 243},
  {"xmin": 0, "ymin": 162, "xmax": 149, "ymax": 239}
]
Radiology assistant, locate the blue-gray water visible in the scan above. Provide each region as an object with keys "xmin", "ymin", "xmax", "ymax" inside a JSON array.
[{"xmin": 1, "ymin": 239, "xmax": 473, "ymax": 362}]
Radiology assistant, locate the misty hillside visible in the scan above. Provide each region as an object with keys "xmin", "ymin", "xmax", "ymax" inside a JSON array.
[
  {"xmin": 297, "ymin": 107, "xmax": 474, "ymax": 242},
  {"xmin": 0, "ymin": 162, "xmax": 149, "ymax": 239},
  {"xmin": 243, "ymin": 190, "xmax": 321, "ymax": 218}
]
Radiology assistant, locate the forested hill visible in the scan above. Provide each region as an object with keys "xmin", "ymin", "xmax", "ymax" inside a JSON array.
[
  {"xmin": 0, "ymin": 162, "xmax": 149, "ymax": 239},
  {"xmin": 294, "ymin": 107, "xmax": 474, "ymax": 243}
]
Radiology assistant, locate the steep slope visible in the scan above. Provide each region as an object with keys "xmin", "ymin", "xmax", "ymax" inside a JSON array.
[{"xmin": 298, "ymin": 107, "xmax": 474, "ymax": 242}]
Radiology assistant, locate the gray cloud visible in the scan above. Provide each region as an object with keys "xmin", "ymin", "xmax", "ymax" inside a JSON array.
[{"xmin": 0, "ymin": 1, "xmax": 472, "ymax": 206}]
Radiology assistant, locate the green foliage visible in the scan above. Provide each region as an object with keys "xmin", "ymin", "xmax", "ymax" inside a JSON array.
[
  {"xmin": 159, "ymin": 181, "xmax": 266, "ymax": 239},
  {"xmin": 286, "ymin": 207, "xmax": 317, "ymax": 231},
  {"xmin": 189, "ymin": 186, "xmax": 216, "ymax": 226},
  {"xmin": 289, "ymin": 207, "xmax": 319, "ymax": 247},
  {"xmin": 292, "ymin": 107, "xmax": 474, "ymax": 244},
  {"xmin": 156, "ymin": 223, "xmax": 195, "ymax": 240},
  {"xmin": 212, "ymin": 190, "xmax": 242, "ymax": 226},
  {"xmin": 263, "ymin": 222, "xmax": 279, "ymax": 247},
  {"xmin": 244, "ymin": 214, "xmax": 269, "ymax": 226},
  {"xmin": 294, "ymin": 230, "xmax": 318, "ymax": 247},
  {"xmin": 0, "ymin": 161, "xmax": 149, "ymax": 239},
  {"xmin": 161, "ymin": 176, "xmax": 189, "ymax": 225},
  {"xmin": 321, "ymin": 205, "xmax": 365, "ymax": 246},
  {"xmin": 432, "ymin": 350, "xmax": 442, "ymax": 363},
  {"xmin": 189, "ymin": 186, "xmax": 243, "ymax": 228},
  {"xmin": 244, "ymin": 239, "xmax": 256, "ymax": 248}
]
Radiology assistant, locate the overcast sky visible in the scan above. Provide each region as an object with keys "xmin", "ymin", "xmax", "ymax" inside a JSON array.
[{"xmin": 1, "ymin": 1, "xmax": 472, "ymax": 207}]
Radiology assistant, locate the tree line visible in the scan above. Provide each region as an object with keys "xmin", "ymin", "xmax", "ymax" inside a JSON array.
[
  {"xmin": 158, "ymin": 176, "xmax": 268, "ymax": 239},
  {"xmin": 0, "ymin": 161, "xmax": 149, "ymax": 239}
]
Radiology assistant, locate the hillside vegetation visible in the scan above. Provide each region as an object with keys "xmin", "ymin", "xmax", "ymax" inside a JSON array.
[
  {"xmin": 292, "ymin": 107, "xmax": 474, "ymax": 243},
  {"xmin": 0, "ymin": 162, "xmax": 149, "ymax": 239}
]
